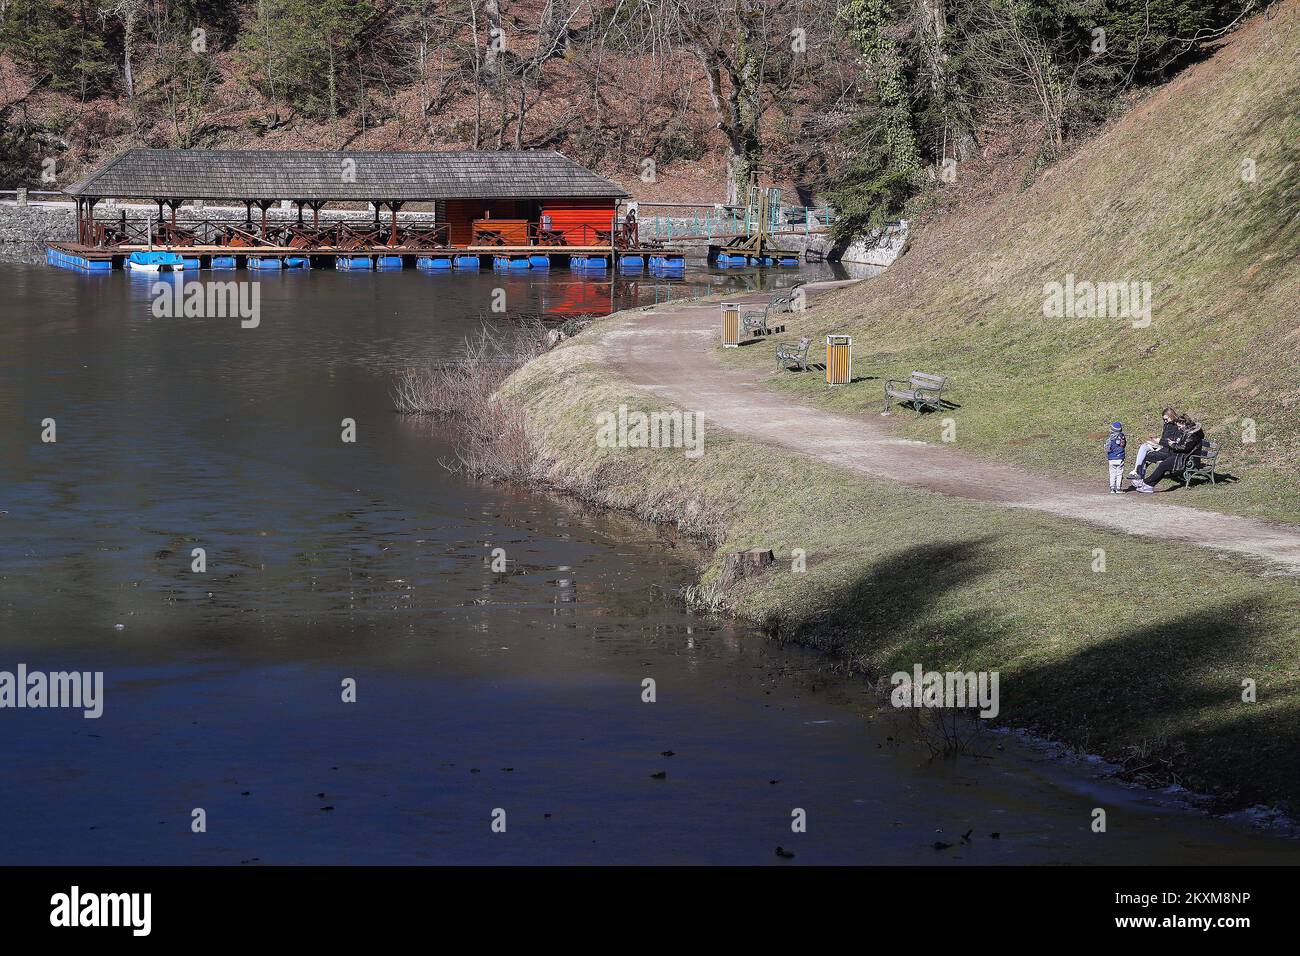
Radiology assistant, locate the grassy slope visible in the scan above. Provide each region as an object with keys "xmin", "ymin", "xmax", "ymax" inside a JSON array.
[
  {"xmin": 722, "ymin": 3, "xmax": 1300, "ymax": 524},
  {"xmin": 503, "ymin": 340, "xmax": 1300, "ymax": 810},
  {"xmin": 499, "ymin": 7, "xmax": 1300, "ymax": 810}
]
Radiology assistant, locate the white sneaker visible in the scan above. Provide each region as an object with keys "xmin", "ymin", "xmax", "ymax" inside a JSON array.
[{"xmin": 1134, "ymin": 483, "xmax": 1154, "ymax": 494}]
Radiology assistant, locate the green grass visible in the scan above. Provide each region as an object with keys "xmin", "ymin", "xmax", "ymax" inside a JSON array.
[
  {"xmin": 504, "ymin": 338, "xmax": 1300, "ymax": 811},
  {"xmin": 720, "ymin": 6, "xmax": 1300, "ymax": 524},
  {"xmin": 498, "ymin": 9, "xmax": 1300, "ymax": 811}
]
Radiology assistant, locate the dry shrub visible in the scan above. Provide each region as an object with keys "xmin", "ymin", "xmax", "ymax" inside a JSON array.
[
  {"xmin": 872, "ymin": 677, "xmax": 991, "ymax": 758},
  {"xmin": 391, "ymin": 317, "xmax": 550, "ymax": 480}
]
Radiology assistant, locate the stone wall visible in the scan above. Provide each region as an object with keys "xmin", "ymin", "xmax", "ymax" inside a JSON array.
[
  {"xmin": 631, "ymin": 214, "xmax": 906, "ymax": 267},
  {"xmin": 0, "ymin": 200, "xmax": 438, "ymax": 247},
  {"xmin": 0, "ymin": 203, "xmax": 75, "ymax": 245},
  {"xmin": 1, "ymin": 200, "xmax": 909, "ymax": 269}
]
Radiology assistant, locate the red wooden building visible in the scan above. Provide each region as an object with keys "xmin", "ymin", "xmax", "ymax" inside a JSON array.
[{"xmin": 61, "ymin": 149, "xmax": 633, "ymax": 254}]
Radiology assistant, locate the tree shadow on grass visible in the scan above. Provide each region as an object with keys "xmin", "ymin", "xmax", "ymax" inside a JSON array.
[
  {"xmin": 767, "ymin": 536, "xmax": 1298, "ymax": 808},
  {"xmin": 774, "ymin": 536, "xmax": 1002, "ymax": 664},
  {"xmin": 1006, "ymin": 597, "xmax": 1299, "ymax": 808}
]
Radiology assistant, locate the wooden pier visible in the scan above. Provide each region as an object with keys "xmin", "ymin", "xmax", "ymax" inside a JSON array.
[{"xmin": 52, "ymin": 148, "xmax": 689, "ymax": 273}]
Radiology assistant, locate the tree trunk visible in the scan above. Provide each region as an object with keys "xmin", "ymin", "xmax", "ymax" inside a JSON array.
[
  {"xmin": 719, "ymin": 548, "xmax": 775, "ymax": 591},
  {"xmin": 328, "ymin": 39, "xmax": 338, "ymax": 148},
  {"xmin": 483, "ymin": 0, "xmax": 503, "ymax": 76},
  {"xmin": 122, "ymin": 15, "xmax": 135, "ymax": 100},
  {"xmin": 469, "ymin": 0, "xmax": 482, "ymax": 148}
]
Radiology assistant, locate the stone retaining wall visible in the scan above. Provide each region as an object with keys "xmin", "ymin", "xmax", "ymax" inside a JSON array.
[{"xmin": 1, "ymin": 200, "xmax": 908, "ymax": 269}]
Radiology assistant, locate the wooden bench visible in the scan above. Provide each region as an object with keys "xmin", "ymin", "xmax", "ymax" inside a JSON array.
[
  {"xmin": 883, "ymin": 371, "xmax": 948, "ymax": 413},
  {"xmin": 740, "ymin": 282, "xmax": 805, "ymax": 337},
  {"xmin": 775, "ymin": 336, "xmax": 812, "ymax": 371},
  {"xmin": 1178, "ymin": 439, "xmax": 1221, "ymax": 486}
]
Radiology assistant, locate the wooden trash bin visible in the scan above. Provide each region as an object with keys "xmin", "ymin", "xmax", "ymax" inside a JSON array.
[
  {"xmin": 721, "ymin": 302, "xmax": 741, "ymax": 348},
  {"xmin": 826, "ymin": 335, "xmax": 852, "ymax": 385}
]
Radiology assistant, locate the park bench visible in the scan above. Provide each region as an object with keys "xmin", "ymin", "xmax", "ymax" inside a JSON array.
[
  {"xmin": 883, "ymin": 371, "xmax": 948, "ymax": 413},
  {"xmin": 740, "ymin": 282, "xmax": 805, "ymax": 337},
  {"xmin": 775, "ymin": 336, "xmax": 812, "ymax": 371},
  {"xmin": 1178, "ymin": 439, "xmax": 1222, "ymax": 486}
]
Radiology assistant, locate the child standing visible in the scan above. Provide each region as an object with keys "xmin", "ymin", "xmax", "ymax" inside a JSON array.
[{"xmin": 1106, "ymin": 422, "xmax": 1127, "ymax": 493}]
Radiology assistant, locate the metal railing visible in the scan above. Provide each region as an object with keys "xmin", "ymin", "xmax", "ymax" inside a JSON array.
[
  {"xmin": 77, "ymin": 214, "xmax": 455, "ymax": 250},
  {"xmin": 0, "ymin": 188, "xmax": 67, "ymax": 205},
  {"xmin": 643, "ymin": 204, "xmax": 835, "ymax": 243}
]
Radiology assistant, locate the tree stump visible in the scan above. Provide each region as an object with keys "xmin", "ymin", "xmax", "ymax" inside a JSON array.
[{"xmin": 719, "ymin": 548, "xmax": 776, "ymax": 591}]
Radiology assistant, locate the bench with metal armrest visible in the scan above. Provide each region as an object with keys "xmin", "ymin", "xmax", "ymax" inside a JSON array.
[
  {"xmin": 775, "ymin": 336, "xmax": 812, "ymax": 371},
  {"xmin": 883, "ymin": 371, "xmax": 948, "ymax": 414},
  {"xmin": 740, "ymin": 282, "xmax": 806, "ymax": 337}
]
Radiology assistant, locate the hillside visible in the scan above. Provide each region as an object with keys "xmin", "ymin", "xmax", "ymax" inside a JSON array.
[
  {"xmin": 494, "ymin": 2, "xmax": 1300, "ymax": 811},
  {"xmin": 0, "ymin": 0, "xmax": 861, "ymax": 204},
  {"xmin": 725, "ymin": 0, "xmax": 1300, "ymax": 523}
]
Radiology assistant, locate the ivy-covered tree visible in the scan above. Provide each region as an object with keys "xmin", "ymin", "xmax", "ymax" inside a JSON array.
[{"xmin": 826, "ymin": 0, "xmax": 922, "ymax": 240}]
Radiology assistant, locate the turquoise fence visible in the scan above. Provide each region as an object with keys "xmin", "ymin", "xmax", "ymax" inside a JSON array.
[{"xmin": 647, "ymin": 206, "xmax": 835, "ymax": 242}]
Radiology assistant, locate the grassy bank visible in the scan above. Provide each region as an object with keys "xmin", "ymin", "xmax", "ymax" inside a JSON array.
[
  {"xmin": 493, "ymin": 5, "xmax": 1300, "ymax": 813},
  {"xmin": 721, "ymin": 3, "xmax": 1300, "ymax": 525},
  {"xmin": 502, "ymin": 334, "xmax": 1300, "ymax": 812}
]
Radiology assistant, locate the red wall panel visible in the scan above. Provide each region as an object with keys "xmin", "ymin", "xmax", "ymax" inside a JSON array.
[{"xmin": 541, "ymin": 199, "xmax": 617, "ymax": 245}]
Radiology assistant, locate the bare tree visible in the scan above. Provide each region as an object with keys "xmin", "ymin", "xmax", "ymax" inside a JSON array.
[
  {"xmin": 669, "ymin": 0, "xmax": 799, "ymax": 202},
  {"xmin": 100, "ymin": 0, "xmax": 147, "ymax": 100}
]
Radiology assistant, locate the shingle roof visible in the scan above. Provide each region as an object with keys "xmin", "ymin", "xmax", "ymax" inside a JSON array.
[{"xmin": 66, "ymin": 149, "xmax": 629, "ymax": 201}]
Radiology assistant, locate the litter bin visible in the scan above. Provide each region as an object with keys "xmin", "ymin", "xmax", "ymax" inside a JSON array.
[
  {"xmin": 721, "ymin": 302, "xmax": 741, "ymax": 348},
  {"xmin": 826, "ymin": 335, "xmax": 852, "ymax": 385}
]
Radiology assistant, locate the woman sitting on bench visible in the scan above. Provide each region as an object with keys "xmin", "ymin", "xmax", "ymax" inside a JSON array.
[
  {"xmin": 1132, "ymin": 412, "xmax": 1203, "ymax": 493},
  {"xmin": 1130, "ymin": 407, "xmax": 1180, "ymax": 480}
]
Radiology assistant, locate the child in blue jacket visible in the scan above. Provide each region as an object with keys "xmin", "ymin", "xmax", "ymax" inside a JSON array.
[{"xmin": 1106, "ymin": 422, "xmax": 1127, "ymax": 493}]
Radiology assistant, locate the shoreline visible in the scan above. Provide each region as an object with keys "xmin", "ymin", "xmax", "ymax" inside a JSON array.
[{"xmin": 498, "ymin": 284, "xmax": 1300, "ymax": 822}]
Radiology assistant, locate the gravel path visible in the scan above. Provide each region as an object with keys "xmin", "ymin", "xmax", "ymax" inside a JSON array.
[{"xmin": 598, "ymin": 282, "xmax": 1300, "ymax": 574}]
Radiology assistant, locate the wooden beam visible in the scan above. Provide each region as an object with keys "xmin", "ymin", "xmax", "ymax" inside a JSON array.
[
  {"xmin": 389, "ymin": 201, "xmax": 403, "ymax": 246},
  {"xmin": 257, "ymin": 199, "xmax": 274, "ymax": 239}
]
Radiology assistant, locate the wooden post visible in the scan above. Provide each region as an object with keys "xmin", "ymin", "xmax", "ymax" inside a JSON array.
[
  {"xmin": 388, "ymin": 201, "xmax": 403, "ymax": 246},
  {"xmin": 86, "ymin": 198, "xmax": 98, "ymax": 246},
  {"xmin": 312, "ymin": 202, "xmax": 321, "ymax": 228},
  {"xmin": 75, "ymin": 198, "xmax": 83, "ymax": 245},
  {"xmin": 259, "ymin": 200, "xmax": 270, "ymax": 239},
  {"xmin": 296, "ymin": 201, "xmax": 304, "ymax": 226}
]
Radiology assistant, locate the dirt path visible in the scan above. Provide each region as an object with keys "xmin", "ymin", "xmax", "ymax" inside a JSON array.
[{"xmin": 599, "ymin": 282, "xmax": 1300, "ymax": 574}]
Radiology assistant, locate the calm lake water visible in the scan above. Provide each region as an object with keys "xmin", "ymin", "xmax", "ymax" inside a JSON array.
[{"xmin": 0, "ymin": 260, "xmax": 1293, "ymax": 864}]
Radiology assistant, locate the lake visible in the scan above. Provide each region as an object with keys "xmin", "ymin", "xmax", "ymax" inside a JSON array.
[{"xmin": 0, "ymin": 261, "xmax": 1292, "ymax": 864}]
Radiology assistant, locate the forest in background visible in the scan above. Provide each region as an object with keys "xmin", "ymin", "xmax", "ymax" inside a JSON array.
[{"xmin": 0, "ymin": 0, "xmax": 1264, "ymax": 232}]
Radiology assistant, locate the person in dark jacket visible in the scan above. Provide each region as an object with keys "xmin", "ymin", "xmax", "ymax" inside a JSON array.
[
  {"xmin": 1133, "ymin": 413, "xmax": 1203, "ymax": 493},
  {"xmin": 1129, "ymin": 407, "xmax": 1180, "ymax": 480}
]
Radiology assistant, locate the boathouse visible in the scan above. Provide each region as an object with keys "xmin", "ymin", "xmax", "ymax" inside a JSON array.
[{"xmin": 55, "ymin": 149, "xmax": 642, "ymax": 269}]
